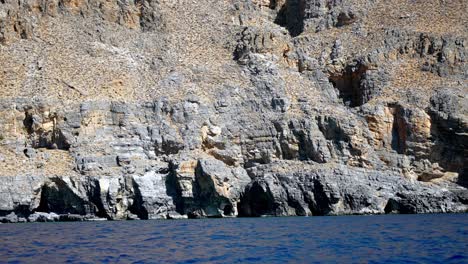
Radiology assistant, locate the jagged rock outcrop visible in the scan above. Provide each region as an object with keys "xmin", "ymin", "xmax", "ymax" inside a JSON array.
[
  {"xmin": 0, "ymin": 0, "xmax": 466, "ymax": 221},
  {"xmin": 239, "ymin": 161, "xmax": 467, "ymax": 216}
]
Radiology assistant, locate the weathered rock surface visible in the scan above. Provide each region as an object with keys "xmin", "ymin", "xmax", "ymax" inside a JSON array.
[
  {"xmin": 239, "ymin": 161, "xmax": 467, "ymax": 216},
  {"xmin": 0, "ymin": 0, "xmax": 466, "ymax": 221}
]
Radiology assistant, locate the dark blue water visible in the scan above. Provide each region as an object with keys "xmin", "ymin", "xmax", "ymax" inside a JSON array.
[{"xmin": 0, "ymin": 214, "xmax": 467, "ymax": 263}]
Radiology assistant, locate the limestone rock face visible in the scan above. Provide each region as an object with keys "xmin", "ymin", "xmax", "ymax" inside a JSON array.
[
  {"xmin": 239, "ymin": 162, "xmax": 467, "ymax": 216},
  {"xmin": 0, "ymin": 0, "xmax": 467, "ymax": 221},
  {"xmin": 195, "ymin": 159, "xmax": 251, "ymax": 217}
]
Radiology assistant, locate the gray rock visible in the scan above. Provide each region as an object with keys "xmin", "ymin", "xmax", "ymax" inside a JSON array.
[
  {"xmin": 0, "ymin": 0, "xmax": 466, "ymax": 222},
  {"xmin": 28, "ymin": 212, "xmax": 60, "ymax": 222},
  {"xmin": 59, "ymin": 214, "xmax": 85, "ymax": 222},
  {"xmin": 195, "ymin": 158, "xmax": 251, "ymax": 217},
  {"xmin": 239, "ymin": 161, "xmax": 467, "ymax": 216},
  {"xmin": 0, "ymin": 212, "xmax": 19, "ymax": 223}
]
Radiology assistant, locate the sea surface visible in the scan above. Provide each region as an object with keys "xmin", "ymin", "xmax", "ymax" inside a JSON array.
[{"xmin": 0, "ymin": 214, "xmax": 467, "ymax": 263}]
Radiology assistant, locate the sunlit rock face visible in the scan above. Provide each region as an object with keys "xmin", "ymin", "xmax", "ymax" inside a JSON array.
[{"xmin": 0, "ymin": 0, "xmax": 466, "ymax": 222}]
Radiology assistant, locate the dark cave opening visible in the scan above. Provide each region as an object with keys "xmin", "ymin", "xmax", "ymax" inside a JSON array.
[
  {"xmin": 389, "ymin": 105, "xmax": 407, "ymax": 154},
  {"xmin": 223, "ymin": 204, "xmax": 234, "ymax": 216},
  {"xmin": 246, "ymin": 184, "xmax": 274, "ymax": 216},
  {"xmin": 238, "ymin": 182, "xmax": 276, "ymax": 217},
  {"xmin": 274, "ymin": 0, "xmax": 306, "ymax": 37},
  {"xmin": 391, "ymin": 119, "xmax": 404, "ymax": 154},
  {"xmin": 329, "ymin": 64, "xmax": 369, "ymax": 107},
  {"xmin": 23, "ymin": 112, "xmax": 34, "ymax": 134},
  {"xmin": 37, "ymin": 181, "xmax": 87, "ymax": 215}
]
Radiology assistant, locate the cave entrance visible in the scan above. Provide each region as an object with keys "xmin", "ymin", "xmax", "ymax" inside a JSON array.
[
  {"xmin": 329, "ymin": 64, "xmax": 369, "ymax": 107},
  {"xmin": 223, "ymin": 204, "xmax": 234, "ymax": 216},
  {"xmin": 389, "ymin": 105, "xmax": 406, "ymax": 154},
  {"xmin": 247, "ymin": 184, "xmax": 275, "ymax": 216},
  {"xmin": 274, "ymin": 0, "xmax": 306, "ymax": 37},
  {"xmin": 37, "ymin": 183, "xmax": 86, "ymax": 215}
]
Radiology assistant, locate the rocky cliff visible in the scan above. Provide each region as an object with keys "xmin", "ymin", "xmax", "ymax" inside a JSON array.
[{"xmin": 0, "ymin": 0, "xmax": 467, "ymax": 222}]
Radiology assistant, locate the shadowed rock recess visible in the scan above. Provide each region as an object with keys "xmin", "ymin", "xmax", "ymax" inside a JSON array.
[{"xmin": 0, "ymin": 0, "xmax": 467, "ymax": 222}]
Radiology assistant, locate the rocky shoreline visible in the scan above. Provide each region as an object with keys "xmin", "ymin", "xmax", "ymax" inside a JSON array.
[
  {"xmin": 1, "ymin": 160, "xmax": 467, "ymax": 223},
  {"xmin": 0, "ymin": 212, "xmax": 108, "ymax": 224}
]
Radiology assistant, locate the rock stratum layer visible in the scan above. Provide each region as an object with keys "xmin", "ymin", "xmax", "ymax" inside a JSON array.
[{"xmin": 0, "ymin": 0, "xmax": 467, "ymax": 222}]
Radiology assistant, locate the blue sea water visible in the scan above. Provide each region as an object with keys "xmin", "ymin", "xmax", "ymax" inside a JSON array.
[{"xmin": 0, "ymin": 214, "xmax": 467, "ymax": 263}]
